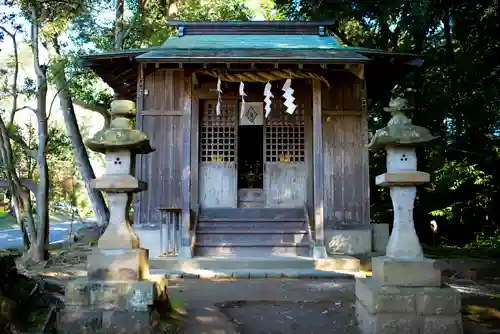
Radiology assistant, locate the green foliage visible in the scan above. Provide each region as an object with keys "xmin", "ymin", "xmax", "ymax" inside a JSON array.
[
  {"xmin": 465, "ymin": 231, "xmax": 500, "ymax": 251},
  {"xmin": 175, "ymin": 0, "xmax": 253, "ymax": 22},
  {"xmin": 276, "ymin": 0, "xmax": 500, "ymax": 247}
]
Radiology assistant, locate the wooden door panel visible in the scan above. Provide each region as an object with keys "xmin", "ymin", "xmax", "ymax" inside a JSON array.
[
  {"xmin": 199, "ymin": 100, "xmax": 238, "ymax": 208},
  {"xmin": 264, "ymin": 101, "xmax": 307, "ymax": 207}
]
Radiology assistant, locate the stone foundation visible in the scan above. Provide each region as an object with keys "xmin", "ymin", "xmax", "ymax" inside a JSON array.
[
  {"xmin": 325, "ymin": 228, "xmax": 372, "ymax": 254},
  {"xmin": 355, "ymin": 257, "xmax": 463, "ymax": 334},
  {"xmin": 372, "ymin": 223, "xmax": 389, "ymax": 253},
  {"xmin": 59, "ymin": 276, "xmax": 170, "ymax": 333}
]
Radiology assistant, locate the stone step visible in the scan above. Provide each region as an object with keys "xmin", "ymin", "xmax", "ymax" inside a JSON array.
[
  {"xmin": 194, "ymin": 245, "xmax": 311, "ymax": 257},
  {"xmin": 200, "ymin": 207, "xmax": 304, "ymax": 219},
  {"xmin": 149, "ymin": 269, "xmax": 355, "ymax": 279},
  {"xmin": 199, "ymin": 217, "xmax": 305, "ymax": 222},
  {"xmin": 196, "ymin": 231, "xmax": 309, "ymax": 245},
  {"xmin": 197, "ymin": 228, "xmax": 309, "ymax": 234},
  {"xmin": 149, "ymin": 255, "xmax": 362, "ymax": 272},
  {"xmin": 198, "ymin": 221, "xmax": 306, "ymax": 229}
]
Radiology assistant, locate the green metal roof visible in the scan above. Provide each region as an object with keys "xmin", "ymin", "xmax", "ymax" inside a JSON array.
[
  {"xmin": 135, "ymin": 48, "xmax": 368, "ymax": 63},
  {"xmin": 161, "ymin": 34, "xmax": 343, "ymax": 50}
]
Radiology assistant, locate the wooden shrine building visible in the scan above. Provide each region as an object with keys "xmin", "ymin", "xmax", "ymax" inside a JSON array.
[{"xmin": 83, "ymin": 21, "xmax": 421, "ymax": 258}]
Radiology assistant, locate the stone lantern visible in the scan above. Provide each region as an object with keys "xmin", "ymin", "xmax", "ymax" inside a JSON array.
[
  {"xmin": 59, "ymin": 100, "xmax": 169, "ymax": 333},
  {"xmin": 369, "ymin": 97, "xmax": 436, "ymax": 259},
  {"xmin": 355, "ymin": 97, "xmax": 463, "ymax": 334}
]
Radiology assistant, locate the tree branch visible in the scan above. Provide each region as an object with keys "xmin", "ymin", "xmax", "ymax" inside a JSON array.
[
  {"xmin": 0, "ymin": 26, "xmax": 20, "ymax": 124},
  {"xmin": 14, "ymin": 106, "xmax": 38, "ymax": 113},
  {"xmin": 47, "ymin": 88, "xmax": 64, "ymax": 120},
  {"xmin": 30, "ymin": 7, "xmax": 46, "ymax": 81},
  {"xmin": 73, "ymin": 99, "xmax": 111, "ymax": 127}
]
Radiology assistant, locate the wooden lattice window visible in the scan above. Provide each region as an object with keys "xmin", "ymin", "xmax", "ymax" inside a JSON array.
[
  {"xmin": 265, "ymin": 102, "xmax": 305, "ymax": 163},
  {"xmin": 200, "ymin": 101, "xmax": 237, "ymax": 162}
]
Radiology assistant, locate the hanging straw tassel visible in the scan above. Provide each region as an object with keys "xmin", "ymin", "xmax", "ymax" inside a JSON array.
[
  {"xmin": 282, "ymin": 78, "xmax": 296, "ymax": 114},
  {"xmin": 239, "ymin": 82, "xmax": 247, "ymax": 119},
  {"xmin": 264, "ymin": 82, "xmax": 273, "ymax": 118},
  {"xmin": 216, "ymin": 77, "xmax": 222, "ymax": 115}
]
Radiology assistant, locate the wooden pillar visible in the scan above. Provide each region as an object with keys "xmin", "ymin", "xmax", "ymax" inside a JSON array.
[
  {"xmin": 312, "ymin": 79, "xmax": 328, "ymax": 258},
  {"xmin": 134, "ymin": 63, "xmax": 144, "ymax": 226},
  {"xmin": 179, "ymin": 72, "xmax": 193, "ymax": 258}
]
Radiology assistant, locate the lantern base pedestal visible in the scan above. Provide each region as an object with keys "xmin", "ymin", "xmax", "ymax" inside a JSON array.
[
  {"xmin": 355, "ymin": 257, "xmax": 463, "ymax": 334},
  {"xmin": 59, "ymin": 277, "xmax": 170, "ymax": 334},
  {"xmin": 58, "ymin": 248, "xmax": 172, "ymax": 333}
]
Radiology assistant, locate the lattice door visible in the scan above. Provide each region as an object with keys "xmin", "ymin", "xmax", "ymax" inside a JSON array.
[
  {"xmin": 265, "ymin": 102, "xmax": 306, "ymax": 163},
  {"xmin": 263, "ymin": 101, "xmax": 308, "ymax": 207},
  {"xmin": 199, "ymin": 100, "xmax": 238, "ymax": 208}
]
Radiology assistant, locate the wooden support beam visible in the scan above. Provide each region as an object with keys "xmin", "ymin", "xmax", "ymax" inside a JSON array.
[
  {"xmin": 180, "ymin": 72, "xmax": 193, "ymax": 258},
  {"xmin": 312, "ymin": 79, "xmax": 328, "ymax": 258},
  {"xmin": 134, "ymin": 63, "xmax": 145, "ymax": 225}
]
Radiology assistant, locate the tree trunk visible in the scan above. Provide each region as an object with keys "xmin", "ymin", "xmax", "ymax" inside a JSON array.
[
  {"xmin": 19, "ymin": 190, "xmax": 37, "ymax": 250},
  {"xmin": 12, "ymin": 196, "xmax": 30, "ymax": 251},
  {"xmin": 30, "ymin": 8, "xmax": 50, "ymax": 261},
  {"xmin": 52, "ymin": 38, "xmax": 110, "ymax": 226},
  {"xmin": 34, "ymin": 70, "xmax": 50, "ymax": 262},
  {"xmin": 114, "ymin": 0, "xmax": 125, "ymax": 49}
]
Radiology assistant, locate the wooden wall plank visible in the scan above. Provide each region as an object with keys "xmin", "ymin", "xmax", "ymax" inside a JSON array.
[
  {"xmin": 322, "ymin": 76, "xmax": 369, "ymax": 227},
  {"xmin": 360, "ymin": 79, "xmax": 370, "ymax": 226},
  {"xmin": 323, "ymin": 114, "xmax": 367, "ymax": 226},
  {"xmin": 181, "ymin": 73, "xmax": 192, "ymax": 249},
  {"xmin": 143, "ymin": 70, "xmax": 184, "ymax": 112},
  {"xmin": 191, "ymin": 75, "xmax": 200, "ymax": 208},
  {"xmin": 136, "ymin": 69, "xmax": 185, "ymax": 225},
  {"xmin": 312, "ymin": 79, "xmax": 325, "ymax": 247},
  {"xmin": 134, "ymin": 63, "xmax": 144, "ymax": 225}
]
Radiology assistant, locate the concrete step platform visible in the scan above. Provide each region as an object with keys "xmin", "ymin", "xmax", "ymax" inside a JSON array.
[
  {"xmin": 198, "ymin": 221, "xmax": 306, "ymax": 229},
  {"xmin": 196, "ymin": 228, "xmax": 309, "ymax": 234},
  {"xmin": 149, "ymin": 268, "xmax": 357, "ymax": 279},
  {"xmin": 194, "ymin": 245, "xmax": 311, "ymax": 257},
  {"xmin": 149, "ymin": 255, "xmax": 363, "ymax": 279}
]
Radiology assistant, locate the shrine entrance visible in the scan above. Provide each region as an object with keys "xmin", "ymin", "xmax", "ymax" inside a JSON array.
[
  {"xmin": 237, "ymin": 101, "xmax": 264, "ymax": 207},
  {"xmin": 198, "ymin": 83, "xmax": 310, "ymax": 209}
]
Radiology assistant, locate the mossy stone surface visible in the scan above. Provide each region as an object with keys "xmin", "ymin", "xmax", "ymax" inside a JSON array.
[
  {"xmin": 368, "ymin": 122, "xmax": 437, "ymax": 151},
  {"xmin": 86, "ymin": 128, "xmax": 154, "ymax": 154}
]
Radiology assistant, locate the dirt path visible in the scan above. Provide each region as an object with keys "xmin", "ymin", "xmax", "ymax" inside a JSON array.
[{"xmin": 167, "ymin": 278, "xmax": 358, "ymax": 334}]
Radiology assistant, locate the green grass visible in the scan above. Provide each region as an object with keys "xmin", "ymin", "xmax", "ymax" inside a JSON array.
[
  {"xmin": 423, "ymin": 245, "xmax": 500, "ymax": 259},
  {"xmin": 463, "ymin": 294, "xmax": 500, "ymax": 331}
]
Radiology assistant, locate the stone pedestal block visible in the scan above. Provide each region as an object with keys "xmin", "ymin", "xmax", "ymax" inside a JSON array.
[
  {"xmin": 372, "ymin": 256, "xmax": 442, "ymax": 287},
  {"xmin": 59, "ymin": 276, "xmax": 170, "ymax": 333},
  {"xmin": 355, "ymin": 278, "xmax": 462, "ymax": 334},
  {"xmin": 372, "ymin": 224, "xmax": 389, "ymax": 253},
  {"xmin": 87, "ymin": 248, "xmax": 149, "ymax": 281}
]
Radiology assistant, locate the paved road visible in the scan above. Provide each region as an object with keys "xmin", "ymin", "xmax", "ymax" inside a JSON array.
[{"xmin": 0, "ymin": 221, "xmax": 90, "ymax": 249}]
